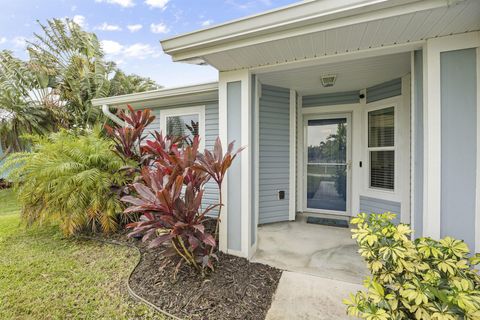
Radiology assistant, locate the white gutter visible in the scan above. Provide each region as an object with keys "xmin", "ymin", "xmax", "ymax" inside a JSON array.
[{"xmin": 102, "ymin": 104, "xmax": 125, "ymax": 126}]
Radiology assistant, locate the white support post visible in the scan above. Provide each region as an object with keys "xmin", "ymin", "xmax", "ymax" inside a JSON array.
[
  {"xmin": 218, "ymin": 70, "xmax": 254, "ymax": 258},
  {"xmin": 423, "ymin": 31, "xmax": 480, "ymax": 240},
  {"xmin": 296, "ymin": 95, "xmax": 303, "ymax": 212}
]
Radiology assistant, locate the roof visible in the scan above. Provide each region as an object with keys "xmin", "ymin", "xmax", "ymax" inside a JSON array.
[
  {"xmin": 91, "ymin": 81, "xmax": 218, "ymax": 108},
  {"xmin": 161, "ymin": 0, "xmax": 480, "ymax": 71}
]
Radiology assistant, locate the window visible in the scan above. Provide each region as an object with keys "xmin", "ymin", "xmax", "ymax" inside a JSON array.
[
  {"xmin": 160, "ymin": 106, "xmax": 205, "ymax": 149},
  {"xmin": 368, "ymin": 107, "xmax": 395, "ymax": 190}
]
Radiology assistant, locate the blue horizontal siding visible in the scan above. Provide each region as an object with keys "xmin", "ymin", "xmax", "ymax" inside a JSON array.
[
  {"xmin": 366, "ymin": 78, "xmax": 402, "ymax": 103},
  {"xmin": 360, "ymin": 196, "xmax": 401, "ymax": 224},
  {"xmin": 303, "ymin": 91, "xmax": 359, "ymax": 107},
  {"xmin": 259, "ymin": 84, "xmax": 290, "ymax": 224}
]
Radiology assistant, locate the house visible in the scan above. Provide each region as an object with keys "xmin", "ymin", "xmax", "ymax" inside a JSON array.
[{"xmin": 92, "ymin": 0, "xmax": 480, "ymax": 260}]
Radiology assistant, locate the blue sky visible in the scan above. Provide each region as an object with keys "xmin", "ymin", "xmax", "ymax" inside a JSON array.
[{"xmin": 0, "ymin": 0, "xmax": 297, "ymax": 87}]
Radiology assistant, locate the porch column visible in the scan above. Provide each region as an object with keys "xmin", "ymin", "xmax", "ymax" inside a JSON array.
[
  {"xmin": 218, "ymin": 70, "xmax": 256, "ymax": 258},
  {"xmin": 422, "ymin": 32, "xmax": 480, "ymax": 251}
]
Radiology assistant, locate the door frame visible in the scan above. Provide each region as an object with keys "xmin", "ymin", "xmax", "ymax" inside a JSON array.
[{"xmin": 302, "ymin": 112, "xmax": 353, "ymax": 216}]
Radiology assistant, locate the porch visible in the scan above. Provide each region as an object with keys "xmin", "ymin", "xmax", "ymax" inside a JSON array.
[
  {"xmin": 216, "ymin": 48, "xmax": 415, "ymax": 262},
  {"xmin": 252, "ymin": 214, "xmax": 368, "ymax": 284}
]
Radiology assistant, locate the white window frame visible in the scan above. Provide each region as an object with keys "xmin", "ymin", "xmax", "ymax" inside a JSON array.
[
  {"xmin": 160, "ymin": 105, "xmax": 206, "ymax": 150},
  {"xmin": 363, "ymin": 97, "xmax": 402, "ymax": 201}
]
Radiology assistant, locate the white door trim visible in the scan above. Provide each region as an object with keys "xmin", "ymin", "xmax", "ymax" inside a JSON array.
[
  {"xmin": 289, "ymin": 89, "xmax": 297, "ymax": 221},
  {"xmin": 302, "ymin": 112, "xmax": 352, "ymax": 217}
]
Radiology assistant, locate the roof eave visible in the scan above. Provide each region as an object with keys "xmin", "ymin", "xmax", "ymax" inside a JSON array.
[
  {"xmin": 161, "ymin": 0, "xmax": 455, "ymax": 63},
  {"xmin": 92, "ymin": 82, "xmax": 219, "ymax": 107}
]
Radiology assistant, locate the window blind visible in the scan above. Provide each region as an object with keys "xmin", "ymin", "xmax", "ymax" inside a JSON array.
[
  {"xmin": 368, "ymin": 106, "xmax": 395, "ymax": 190},
  {"xmin": 370, "ymin": 150, "xmax": 394, "ymax": 190},
  {"xmin": 368, "ymin": 107, "xmax": 394, "ymax": 148}
]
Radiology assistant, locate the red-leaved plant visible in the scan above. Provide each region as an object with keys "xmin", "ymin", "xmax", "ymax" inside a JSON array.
[
  {"xmin": 106, "ymin": 107, "xmax": 243, "ymax": 272},
  {"xmin": 104, "ymin": 105, "xmax": 155, "ymax": 162}
]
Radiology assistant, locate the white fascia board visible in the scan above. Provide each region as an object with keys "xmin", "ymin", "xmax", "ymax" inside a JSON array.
[
  {"xmin": 91, "ymin": 82, "xmax": 218, "ymax": 107},
  {"xmin": 161, "ymin": 0, "xmax": 451, "ymax": 62}
]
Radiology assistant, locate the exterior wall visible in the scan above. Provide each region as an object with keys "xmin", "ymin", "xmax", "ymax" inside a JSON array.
[
  {"xmin": 302, "ymin": 91, "xmax": 359, "ymax": 107},
  {"xmin": 413, "ymin": 50, "xmax": 424, "ymax": 239},
  {"xmin": 366, "ymin": 78, "xmax": 402, "ymax": 103},
  {"xmin": 360, "ymin": 196, "xmax": 401, "ymax": 224},
  {"xmin": 258, "ymin": 84, "xmax": 291, "ymax": 224},
  {"xmin": 440, "ymin": 48, "xmax": 477, "ymax": 251},
  {"xmin": 143, "ymin": 101, "xmax": 219, "ymax": 209}
]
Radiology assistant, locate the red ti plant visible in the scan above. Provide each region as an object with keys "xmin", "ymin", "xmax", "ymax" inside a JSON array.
[
  {"xmin": 121, "ymin": 135, "xmax": 243, "ymax": 272},
  {"xmin": 194, "ymin": 138, "xmax": 244, "ymax": 242},
  {"xmin": 104, "ymin": 105, "xmax": 155, "ymax": 162}
]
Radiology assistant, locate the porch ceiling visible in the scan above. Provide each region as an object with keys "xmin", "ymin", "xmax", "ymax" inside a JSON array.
[
  {"xmin": 162, "ymin": 0, "xmax": 480, "ymax": 72},
  {"xmin": 257, "ymin": 52, "xmax": 411, "ymax": 95}
]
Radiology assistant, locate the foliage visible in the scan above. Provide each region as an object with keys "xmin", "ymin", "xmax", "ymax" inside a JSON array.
[
  {"xmin": 27, "ymin": 18, "xmax": 111, "ymax": 126},
  {"xmin": 110, "ymin": 108, "xmax": 243, "ymax": 273},
  {"xmin": 0, "ymin": 18, "xmax": 160, "ymax": 154},
  {"xmin": 0, "ymin": 51, "xmax": 63, "ymax": 152},
  {"xmin": 104, "ymin": 105, "xmax": 155, "ymax": 163},
  {"xmin": 108, "ymin": 70, "xmax": 161, "ymax": 96},
  {"xmin": 344, "ymin": 213, "xmax": 480, "ymax": 320},
  {"xmin": 1, "ymin": 127, "xmax": 132, "ymax": 236}
]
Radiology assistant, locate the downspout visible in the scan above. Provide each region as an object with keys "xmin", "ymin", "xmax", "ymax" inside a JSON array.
[{"xmin": 102, "ymin": 104, "xmax": 125, "ymax": 126}]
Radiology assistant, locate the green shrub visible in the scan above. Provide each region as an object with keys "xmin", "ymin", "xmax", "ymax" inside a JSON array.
[
  {"xmin": 2, "ymin": 127, "xmax": 131, "ymax": 236},
  {"xmin": 345, "ymin": 212, "xmax": 480, "ymax": 320}
]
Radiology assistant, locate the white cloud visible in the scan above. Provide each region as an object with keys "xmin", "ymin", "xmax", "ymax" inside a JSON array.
[
  {"xmin": 201, "ymin": 20, "xmax": 213, "ymax": 27},
  {"xmin": 127, "ymin": 24, "xmax": 143, "ymax": 32},
  {"xmin": 95, "ymin": 0, "xmax": 135, "ymax": 8},
  {"xmin": 71, "ymin": 5, "xmax": 77, "ymax": 12},
  {"xmin": 124, "ymin": 43, "xmax": 156, "ymax": 59},
  {"xmin": 72, "ymin": 15, "xmax": 87, "ymax": 28},
  {"xmin": 145, "ymin": 0, "xmax": 169, "ymax": 9},
  {"xmin": 0, "ymin": 37, "xmax": 7, "ymax": 45},
  {"xmin": 101, "ymin": 40, "xmax": 124, "ymax": 55},
  {"xmin": 150, "ymin": 22, "xmax": 169, "ymax": 34},
  {"xmin": 101, "ymin": 40, "xmax": 160, "ymax": 62},
  {"xmin": 95, "ymin": 22, "xmax": 122, "ymax": 31}
]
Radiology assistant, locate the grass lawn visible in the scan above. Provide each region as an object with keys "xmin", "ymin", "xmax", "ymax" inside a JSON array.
[{"xmin": 0, "ymin": 188, "xmax": 164, "ymax": 319}]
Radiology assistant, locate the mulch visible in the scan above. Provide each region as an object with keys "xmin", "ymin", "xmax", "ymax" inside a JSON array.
[{"xmin": 129, "ymin": 246, "xmax": 282, "ymax": 320}]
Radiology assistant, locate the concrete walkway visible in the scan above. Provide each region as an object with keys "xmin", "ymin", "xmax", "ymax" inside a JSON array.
[
  {"xmin": 252, "ymin": 215, "xmax": 368, "ymax": 319},
  {"xmin": 266, "ymin": 271, "xmax": 363, "ymax": 320}
]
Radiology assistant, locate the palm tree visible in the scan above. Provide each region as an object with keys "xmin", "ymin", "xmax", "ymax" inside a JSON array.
[
  {"xmin": 27, "ymin": 19, "xmax": 112, "ymax": 127},
  {"xmin": 0, "ymin": 51, "xmax": 63, "ymax": 152},
  {"xmin": 108, "ymin": 70, "xmax": 160, "ymax": 96},
  {"xmin": 0, "ymin": 19, "xmax": 161, "ymax": 154}
]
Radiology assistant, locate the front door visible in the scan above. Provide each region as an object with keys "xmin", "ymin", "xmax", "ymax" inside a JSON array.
[{"xmin": 304, "ymin": 114, "xmax": 351, "ymax": 215}]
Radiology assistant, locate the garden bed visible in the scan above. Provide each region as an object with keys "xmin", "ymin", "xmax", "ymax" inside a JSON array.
[{"xmin": 129, "ymin": 247, "xmax": 282, "ymax": 320}]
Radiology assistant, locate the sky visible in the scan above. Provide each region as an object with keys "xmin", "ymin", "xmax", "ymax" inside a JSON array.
[{"xmin": 0, "ymin": 0, "xmax": 298, "ymax": 87}]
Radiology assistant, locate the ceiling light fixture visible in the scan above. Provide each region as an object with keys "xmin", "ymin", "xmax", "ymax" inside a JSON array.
[{"xmin": 320, "ymin": 74, "xmax": 337, "ymax": 87}]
